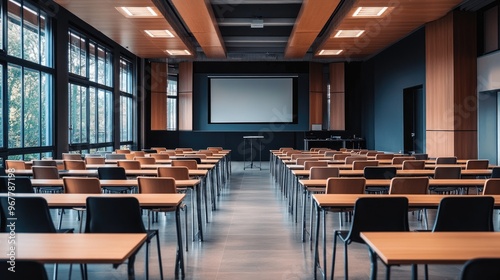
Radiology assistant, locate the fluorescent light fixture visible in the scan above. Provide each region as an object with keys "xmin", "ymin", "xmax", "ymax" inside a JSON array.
[
  {"xmin": 116, "ymin": 7, "xmax": 158, "ymax": 18},
  {"xmin": 318, "ymin": 49, "xmax": 343, "ymax": 56},
  {"xmin": 144, "ymin": 30, "xmax": 175, "ymax": 38},
  {"xmin": 353, "ymin": 7, "xmax": 388, "ymax": 17},
  {"xmin": 165, "ymin": 50, "xmax": 191, "ymax": 56},
  {"xmin": 251, "ymin": 19, "xmax": 264, "ymax": 28},
  {"xmin": 334, "ymin": 30, "xmax": 365, "ymax": 38}
]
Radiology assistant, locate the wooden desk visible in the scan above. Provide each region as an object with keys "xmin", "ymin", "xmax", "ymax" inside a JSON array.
[
  {"xmin": 300, "ymin": 178, "xmax": 487, "ymax": 189},
  {"xmin": 360, "ymin": 232, "xmax": 500, "ymax": 280},
  {"xmin": 312, "ymin": 194, "xmax": 500, "ymax": 280},
  {"xmin": 0, "ymin": 193, "xmax": 186, "ymax": 279},
  {"xmin": 292, "ymin": 169, "xmax": 492, "ymax": 177},
  {"xmin": 12, "ymin": 168, "xmax": 208, "ymax": 177}
]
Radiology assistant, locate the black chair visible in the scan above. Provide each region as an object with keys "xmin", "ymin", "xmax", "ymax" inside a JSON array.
[
  {"xmin": 142, "ymin": 149, "xmax": 158, "ymax": 154},
  {"xmin": 412, "ymin": 153, "xmax": 428, "ymax": 160},
  {"xmin": 331, "ymin": 197, "xmax": 409, "ymax": 280},
  {"xmin": 460, "ymin": 258, "xmax": 500, "ymax": 280},
  {"xmin": 177, "ymin": 157, "xmax": 202, "ymax": 164},
  {"xmin": 363, "ymin": 167, "xmax": 397, "ymax": 193},
  {"xmin": 435, "ymin": 156, "xmax": 457, "ymax": 164},
  {"xmin": 0, "ymin": 176, "xmax": 34, "ymax": 193},
  {"xmin": 491, "ymin": 167, "xmax": 500, "ymax": 178},
  {"xmin": 430, "ymin": 166, "xmax": 462, "ymax": 194},
  {"xmin": 0, "ymin": 260, "xmax": 48, "ymax": 280},
  {"xmin": 85, "ymin": 197, "xmax": 164, "ymax": 280},
  {"xmin": 97, "ymin": 167, "xmax": 133, "ymax": 193}
]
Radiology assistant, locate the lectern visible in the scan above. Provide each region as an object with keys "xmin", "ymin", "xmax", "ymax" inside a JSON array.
[{"xmin": 243, "ymin": 135, "xmax": 264, "ymax": 170}]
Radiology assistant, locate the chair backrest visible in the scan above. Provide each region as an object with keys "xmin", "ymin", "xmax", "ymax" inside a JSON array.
[
  {"xmin": 433, "ymin": 166, "xmax": 461, "ymax": 179},
  {"xmin": 32, "ymin": 166, "xmax": 59, "ymax": 179},
  {"xmin": 432, "ymin": 196, "xmax": 494, "ymax": 232},
  {"xmin": 326, "ymin": 177, "xmax": 366, "ymax": 194},
  {"xmin": 279, "ymin": 147, "xmax": 293, "ymax": 152},
  {"xmin": 117, "ymin": 160, "xmax": 141, "ymax": 170},
  {"xmin": 115, "ymin": 149, "xmax": 131, "ymax": 154},
  {"xmin": 491, "ymin": 167, "xmax": 500, "ymax": 178},
  {"xmin": 5, "ymin": 160, "xmax": 27, "ymax": 170},
  {"xmin": 392, "ymin": 156, "xmax": 416, "ymax": 164},
  {"xmin": 151, "ymin": 147, "xmax": 167, "ymax": 152},
  {"xmin": 157, "ymin": 166, "xmax": 190, "ymax": 180},
  {"xmin": 0, "ymin": 260, "xmax": 49, "ymax": 280},
  {"xmin": 324, "ymin": 151, "xmax": 345, "ymax": 157},
  {"xmin": 63, "ymin": 160, "xmax": 86, "ymax": 170},
  {"xmin": 138, "ymin": 177, "xmax": 177, "ymax": 193},
  {"xmin": 178, "ymin": 157, "xmax": 202, "ymax": 164},
  {"xmin": 291, "ymin": 154, "xmax": 309, "ymax": 161},
  {"xmin": 402, "ymin": 160, "xmax": 426, "ymax": 170},
  {"xmin": 345, "ymin": 156, "xmax": 367, "ymax": 164},
  {"xmin": 310, "ymin": 167, "xmax": 339, "ymax": 179},
  {"xmin": 465, "ymin": 159, "xmax": 489, "ymax": 169},
  {"xmin": 346, "ymin": 197, "xmax": 409, "ymax": 243},
  {"xmin": 363, "ymin": 166, "xmax": 397, "ymax": 179},
  {"xmin": 483, "ymin": 178, "xmax": 500, "ymax": 195},
  {"xmin": 150, "ymin": 153, "xmax": 170, "ymax": 160},
  {"xmin": 460, "ymin": 258, "xmax": 500, "ymax": 280},
  {"xmin": 141, "ymin": 149, "xmax": 157, "ymax": 154},
  {"xmin": 296, "ymin": 157, "xmax": 317, "ymax": 165},
  {"xmin": 63, "ymin": 177, "xmax": 102, "ymax": 194},
  {"xmin": 333, "ymin": 154, "xmax": 350, "ymax": 161},
  {"xmin": 62, "ymin": 153, "xmax": 82, "ymax": 160},
  {"xmin": 160, "ymin": 150, "xmax": 176, "ymax": 156},
  {"xmin": 134, "ymin": 157, "xmax": 156, "ymax": 164},
  {"xmin": 304, "ymin": 161, "xmax": 328, "ymax": 170},
  {"xmin": 375, "ymin": 154, "xmax": 395, "ymax": 160},
  {"xmin": 85, "ymin": 197, "xmax": 145, "ymax": 233},
  {"xmin": 97, "ymin": 167, "xmax": 127, "ymax": 180},
  {"xmin": 124, "ymin": 153, "xmax": 136, "ymax": 160},
  {"xmin": 366, "ymin": 151, "xmax": 383, "ymax": 156},
  {"xmin": 0, "ymin": 196, "xmax": 57, "ymax": 233},
  {"xmin": 105, "ymin": 153, "xmax": 126, "ymax": 160},
  {"xmin": 131, "ymin": 151, "xmax": 145, "ymax": 157},
  {"xmin": 188, "ymin": 154, "xmax": 207, "ymax": 159},
  {"xmin": 389, "ymin": 177, "xmax": 429, "ymax": 194},
  {"xmin": 172, "ymin": 159, "xmax": 198, "ymax": 170},
  {"xmin": 412, "ymin": 153, "xmax": 428, "ymax": 160},
  {"xmin": 85, "ymin": 156, "xmax": 105, "ymax": 164},
  {"xmin": 208, "ymin": 147, "xmax": 223, "ymax": 152},
  {"xmin": 286, "ymin": 150, "xmax": 301, "ymax": 157},
  {"xmin": 352, "ymin": 160, "xmax": 379, "ymax": 170},
  {"xmin": 0, "ymin": 176, "xmax": 34, "ymax": 193},
  {"xmin": 32, "ymin": 160, "xmax": 57, "ymax": 167},
  {"xmin": 197, "ymin": 150, "xmax": 213, "ymax": 156},
  {"xmin": 435, "ymin": 156, "xmax": 457, "ymax": 164}
]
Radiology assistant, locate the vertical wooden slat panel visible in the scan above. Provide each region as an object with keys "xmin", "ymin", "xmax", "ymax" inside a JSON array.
[
  {"xmin": 309, "ymin": 63, "xmax": 323, "ymax": 128},
  {"xmin": 425, "ymin": 11, "xmax": 477, "ymax": 159},
  {"xmin": 178, "ymin": 61, "xmax": 193, "ymax": 131},
  {"xmin": 329, "ymin": 63, "xmax": 345, "ymax": 130},
  {"xmin": 150, "ymin": 62, "xmax": 167, "ymax": 130}
]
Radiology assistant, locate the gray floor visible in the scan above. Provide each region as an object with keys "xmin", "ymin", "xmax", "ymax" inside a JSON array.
[{"xmin": 47, "ymin": 161, "xmax": 479, "ymax": 280}]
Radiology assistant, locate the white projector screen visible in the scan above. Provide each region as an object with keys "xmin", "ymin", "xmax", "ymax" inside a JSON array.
[{"xmin": 209, "ymin": 77, "xmax": 295, "ymax": 123}]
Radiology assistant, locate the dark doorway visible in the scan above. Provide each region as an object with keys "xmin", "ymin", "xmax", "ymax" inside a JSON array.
[{"xmin": 403, "ymin": 85, "xmax": 424, "ymax": 154}]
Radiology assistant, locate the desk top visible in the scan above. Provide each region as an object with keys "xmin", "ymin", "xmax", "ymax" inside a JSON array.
[
  {"xmin": 300, "ymin": 178, "xmax": 487, "ymax": 188},
  {"xmin": 360, "ymin": 232, "xmax": 500, "ymax": 265},
  {"xmin": 12, "ymin": 169, "xmax": 208, "ymax": 177},
  {"xmin": 0, "ymin": 233, "xmax": 146, "ymax": 263},
  {"xmin": 30, "ymin": 179, "xmax": 201, "ymax": 188},
  {"xmin": 292, "ymin": 169, "xmax": 492, "ymax": 177}
]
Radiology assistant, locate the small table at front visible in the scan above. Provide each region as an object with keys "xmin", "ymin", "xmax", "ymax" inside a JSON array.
[
  {"xmin": 0, "ymin": 233, "xmax": 146, "ymax": 279},
  {"xmin": 0, "ymin": 193, "xmax": 186, "ymax": 279},
  {"xmin": 360, "ymin": 232, "xmax": 500, "ymax": 280},
  {"xmin": 243, "ymin": 136, "xmax": 264, "ymax": 170}
]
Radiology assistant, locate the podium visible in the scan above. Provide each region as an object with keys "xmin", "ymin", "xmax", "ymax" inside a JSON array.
[{"xmin": 243, "ymin": 136, "xmax": 263, "ymax": 170}]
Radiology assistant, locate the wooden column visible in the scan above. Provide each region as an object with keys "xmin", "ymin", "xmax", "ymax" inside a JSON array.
[
  {"xmin": 309, "ymin": 63, "xmax": 323, "ymax": 128},
  {"xmin": 329, "ymin": 63, "xmax": 345, "ymax": 130},
  {"xmin": 425, "ymin": 11, "xmax": 477, "ymax": 159},
  {"xmin": 178, "ymin": 62, "xmax": 193, "ymax": 131},
  {"xmin": 150, "ymin": 62, "xmax": 167, "ymax": 130}
]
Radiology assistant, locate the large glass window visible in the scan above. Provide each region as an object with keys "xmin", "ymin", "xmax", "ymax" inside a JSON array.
[
  {"xmin": 119, "ymin": 58, "xmax": 133, "ymax": 144},
  {"xmin": 68, "ymin": 29, "xmax": 113, "ymax": 152},
  {"xmin": 167, "ymin": 76, "xmax": 177, "ymax": 131},
  {"xmin": 6, "ymin": 0, "xmax": 53, "ymax": 159}
]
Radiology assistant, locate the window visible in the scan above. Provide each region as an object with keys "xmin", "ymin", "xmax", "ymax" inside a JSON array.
[
  {"xmin": 119, "ymin": 58, "xmax": 133, "ymax": 144},
  {"xmin": 68, "ymin": 29, "xmax": 113, "ymax": 152},
  {"xmin": 167, "ymin": 75, "xmax": 177, "ymax": 130},
  {"xmin": 5, "ymin": 0, "xmax": 53, "ymax": 159}
]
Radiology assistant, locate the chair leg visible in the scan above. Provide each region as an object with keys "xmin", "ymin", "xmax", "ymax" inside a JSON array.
[
  {"xmin": 155, "ymin": 234, "xmax": 164, "ymax": 280},
  {"xmin": 368, "ymin": 248, "xmax": 378, "ymax": 280},
  {"xmin": 53, "ymin": 263, "xmax": 58, "ymax": 280},
  {"xmin": 145, "ymin": 241, "xmax": 150, "ymax": 280},
  {"xmin": 424, "ymin": 264, "xmax": 429, "ymax": 280},
  {"xmin": 344, "ymin": 240, "xmax": 349, "ymax": 280},
  {"xmin": 184, "ymin": 206, "xmax": 189, "ymax": 252},
  {"xmin": 331, "ymin": 232, "xmax": 338, "ymax": 280}
]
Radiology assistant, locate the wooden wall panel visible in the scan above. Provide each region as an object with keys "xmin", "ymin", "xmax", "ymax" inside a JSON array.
[
  {"xmin": 150, "ymin": 62, "xmax": 167, "ymax": 130},
  {"xmin": 309, "ymin": 63, "xmax": 323, "ymax": 127},
  {"xmin": 329, "ymin": 63, "xmax": 345, "ymax": 130},
  {"xmin": 425, "ymin": 11, "xmax": 477, "ymax": 159},
  {"xmin": 178, "ymin": 62, "xmax": 193, "ymax": 131}
]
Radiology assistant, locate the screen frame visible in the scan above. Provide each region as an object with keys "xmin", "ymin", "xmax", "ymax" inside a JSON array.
[{"xmin": 207, "ymin": 75, "xmax": 299, "ymax": 124}]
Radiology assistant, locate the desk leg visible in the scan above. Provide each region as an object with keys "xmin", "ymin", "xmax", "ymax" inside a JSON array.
[
  {"xmin": 195, "ymin": 185, "xmax": 204, "ymax": 241},
  {"xmin": 127, "ymin": 254, "xmax": 136, "ymax": 280},
  {"xmin": 301, "ymin": 188, "xmax": 307, "ymax": 242},
  {"xmin": 314, "ymin": 202, "xmax": 326, "ymax": 280},
  {"xmin": 175, "ymin": 206, "xmax": 185, "ymax": 279}
]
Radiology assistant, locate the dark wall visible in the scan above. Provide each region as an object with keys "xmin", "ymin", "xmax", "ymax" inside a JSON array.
[
  {"xmin": 192, "ymin": 62, "xmax": 309, "ymax": 131},
  {"xmin": 360, "ymin": 28, "xmax": 426, "ymax": 152}
]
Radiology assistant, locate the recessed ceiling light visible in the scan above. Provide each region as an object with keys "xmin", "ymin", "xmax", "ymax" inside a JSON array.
[
  {"xmin": 353, "ymin": 7, "xmax": 388, "ymax": 17},
  {"xmin": 334, "ymin": 30, "xmax": 365, "ymax": 38},
  {"xmin": 144, "ymin": 30, "xmax": 175, "ymax": 38},
  {"xmin": 116, "ymin": 7, "xmax": 158, "ymax": 18},
  {"xmin": 165, "ymin": 50, "xmax": 191, "ymax": 56},
  {"xmin": 318, "ymin": 49, "xmax": 343, "ymax": 56}
]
